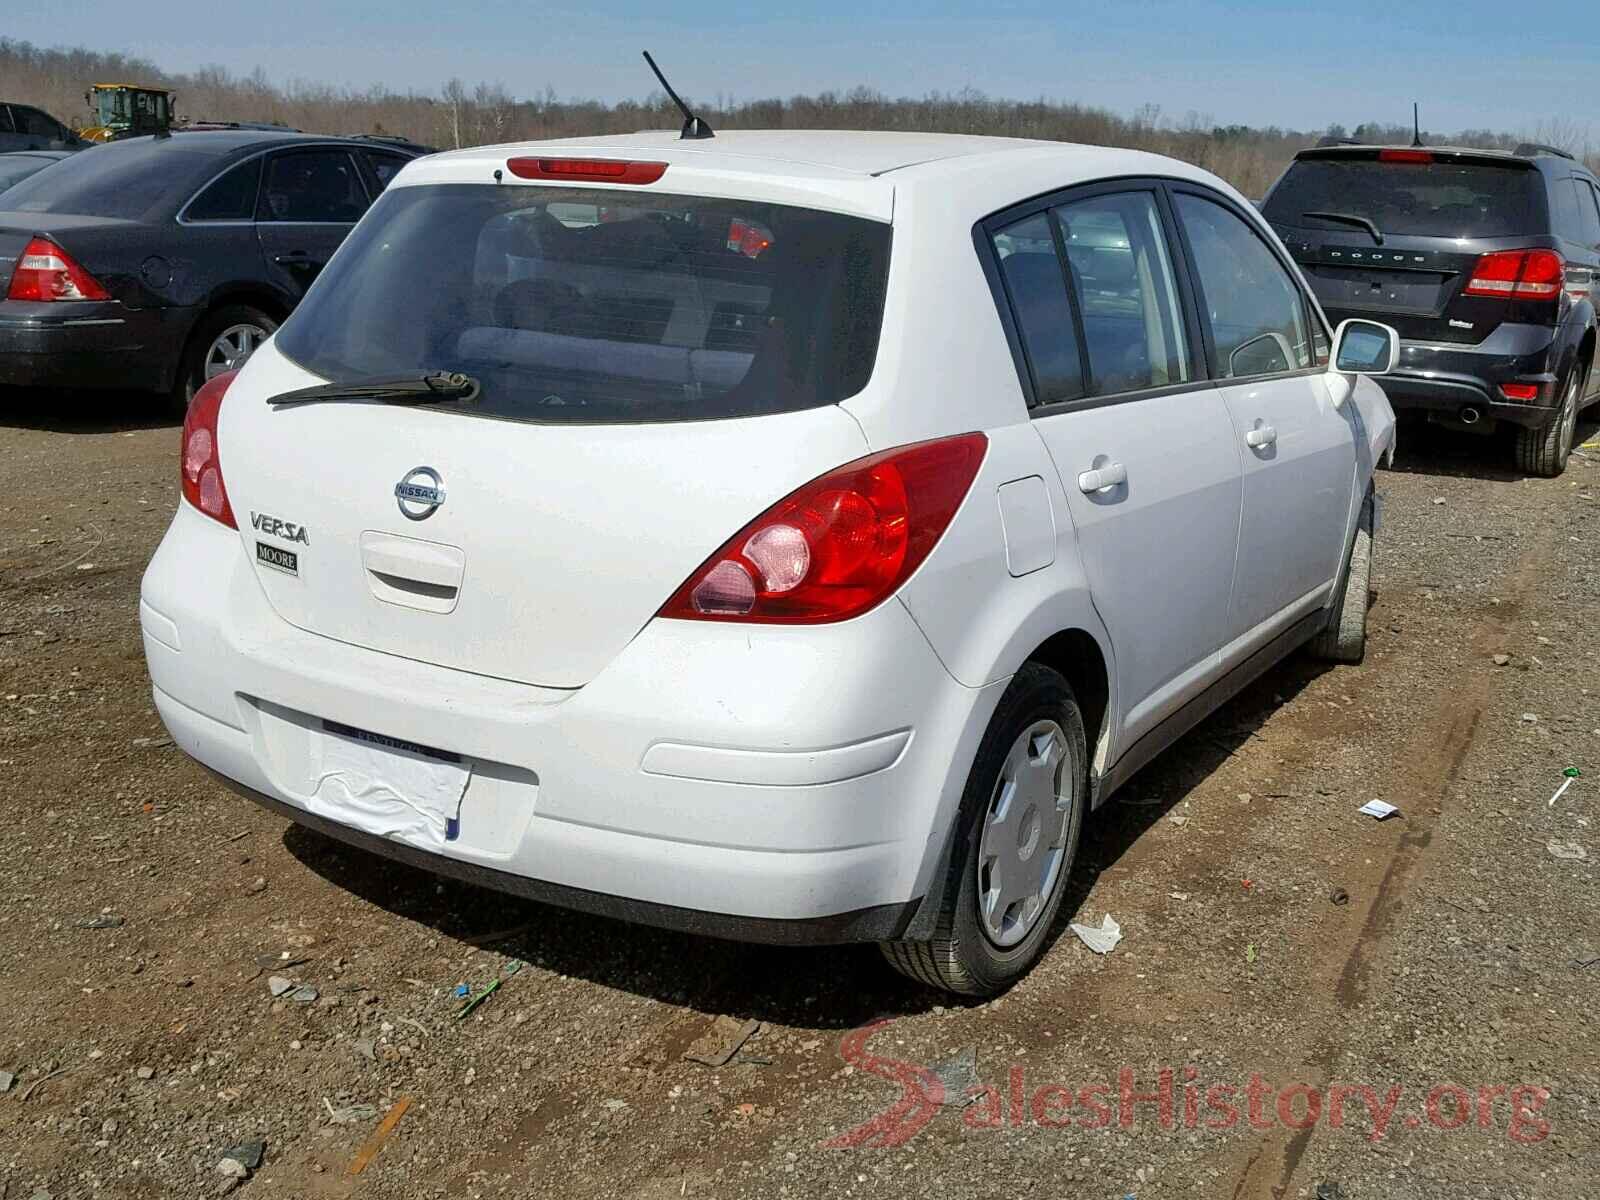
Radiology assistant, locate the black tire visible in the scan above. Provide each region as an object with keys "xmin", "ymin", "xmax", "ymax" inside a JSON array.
[
  {"xmin": 171, "ymin": 304, "xmax": 278, "ymax": 417},
  {"xmin": 880, "ymin": 662, "xmax": 1087, "ymax": 996},
  {"xmin": 1309, "ymin": 488, "xmax": 1373, "ymax": 664},
  {"xmin": 1513, "ymin": 368, "xmax": 1580, "ymax": 478}
]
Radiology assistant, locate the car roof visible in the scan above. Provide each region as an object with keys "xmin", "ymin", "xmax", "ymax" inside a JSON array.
[{"xmin": 406, "ymin": 130, "xmax": 1235, "ymax": 225}]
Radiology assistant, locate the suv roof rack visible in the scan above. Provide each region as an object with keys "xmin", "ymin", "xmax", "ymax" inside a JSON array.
[
  {"xmin": 1315, "ymin": 136, "xmax": 1365, "ymax": 148},
  {"xmin": 1513, "ymin": 142, "xmax": 1576, "ymax": 161}
]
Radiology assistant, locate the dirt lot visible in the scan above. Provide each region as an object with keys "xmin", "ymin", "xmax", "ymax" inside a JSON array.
[{"xmin": 2, "ymin": 394, "xmax": 1597, "ymax": 1200}]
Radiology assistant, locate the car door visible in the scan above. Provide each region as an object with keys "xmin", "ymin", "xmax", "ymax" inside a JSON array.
[
  {"xmin": 253, "ymin": 146, "xmax": 371, "ymax": 301},
  {"xmin": 1572, "ymin": 178, "xmax": 1600, "ymax": 403},
  {"xmin": 984, "ymin": 184, "xmax": 1243, "ymax": 748},
  {"xmin": 1169, "ymin": 186, "xmax": 1356, "ymax": 662}
]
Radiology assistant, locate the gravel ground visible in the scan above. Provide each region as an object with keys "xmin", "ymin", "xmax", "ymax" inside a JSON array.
[{"xmin": 1, "ymin": 394, "xmax": 1597, "ymax": 1200}]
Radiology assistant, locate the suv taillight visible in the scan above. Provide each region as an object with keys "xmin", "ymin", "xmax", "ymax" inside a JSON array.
[
  {"xmin": 181, "ymin": 371, "xmax": 238, "ymax": 529},
  {"xmin": 658, "ymin": 433, "xmax": 988, "ymax": 624},
  {"xmin": 7, "ymin": 236, "xmax": 111, "ymax": 302},
  {"xmin": 1463, "ymin": 249, "xmax": 1564, "ymax": 301}
]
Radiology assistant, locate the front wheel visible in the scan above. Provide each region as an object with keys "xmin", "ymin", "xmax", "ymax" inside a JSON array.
[
  {"xmin": 880, "ymin": 662, "xmax": 1087, "ymax": 996},
  {"xmin": 171, "ymin": 304, "xmax": 278, "ymax": 417},
  {"xmin": 1309, "ymin": 488, "xmax": 1373, "ymax": 664},
  {"xmin": 1513, "ymin": 369, "xmax": 1580, "ymax": 478}
]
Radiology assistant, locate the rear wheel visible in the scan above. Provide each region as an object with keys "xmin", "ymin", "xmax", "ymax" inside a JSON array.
[
  {"xmin": 171, "ymin": 304, "xmax": 277, "ymax": 417},
  {"xmin": 1513, "ymin": 369, "xmax": 1580, "ymax": 478},
  {"xmin": 1309, "ymin": 488, "xmax": 1373, "ymax": 664},
  {"xmin": 880, "ymin": 663, "xmax": 1086, "ymax": 996}
]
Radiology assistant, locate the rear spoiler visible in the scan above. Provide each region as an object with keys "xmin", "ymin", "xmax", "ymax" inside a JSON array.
[{"xmin": 1292, "ymin": 146, "xmax": 1539, "ymax": 170}]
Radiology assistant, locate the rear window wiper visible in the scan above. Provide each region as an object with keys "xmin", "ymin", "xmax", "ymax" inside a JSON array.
[
  {"xmin": 268, "ymin": 371, "xmax": 480, "ymax": 409},
  {"xmin": 1300, "ymin": 211, "xmax": 1384, "ymax": 245}
]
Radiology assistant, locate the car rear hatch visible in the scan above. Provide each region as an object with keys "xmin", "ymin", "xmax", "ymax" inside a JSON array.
[
  {"xmin": 215, "ymin": 158, "xmax": 894, "ymax": 689},
  {"xmin": 1263, "ymin": 148, "xmax": 1554, "ymax": 344}
]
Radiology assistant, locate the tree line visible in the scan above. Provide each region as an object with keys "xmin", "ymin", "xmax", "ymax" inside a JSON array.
[{"xmin": 3, "ymin": 36, "xmax": 1593, "ymax": 197}]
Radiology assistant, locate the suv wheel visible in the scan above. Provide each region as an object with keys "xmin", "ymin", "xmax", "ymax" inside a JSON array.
[
  {"xmin": 1309, "ymin": 487, "xmax": 1373, "ymax": 664},
  {"xmin": 880, "ymin": 663, "xmax": 1086, "ymax": 996},
  {"xmin": 171, "ymin": 304, "xmax": 278, "ymax": 417},
  {"xmin": 1514, "ymin": 369, "xmax": 1580, "ymax": 478}
]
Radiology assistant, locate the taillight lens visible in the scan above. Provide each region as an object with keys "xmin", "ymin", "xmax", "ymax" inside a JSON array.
[
  {"xmin": 7, "ymin": 236, "xmax": 111, "ymax": 302},
  {"xmin": 659, "ymin": 433, "xmax": 988, "ymax": 624},
  {"xmin": 505, "ymin": 158, "xmax": 667, "ymax": 185},
  {"xmin": 180, "ymin": 371, "xmax": 238, "ymax": 529},
  {"xmin": 1463, "ymin": 249, "xmax": 1564, "ymax": 301}
]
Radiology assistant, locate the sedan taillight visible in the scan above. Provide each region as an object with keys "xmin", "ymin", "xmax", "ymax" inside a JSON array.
[
  {"xmin": 7, "ymin": 236, "xmax": 111, "ymax": 302},
  {"xmin": 181, "ymin": 371, "xmax": 238, "ymax": 529},
  {"xmin": 658, "ymin": 433, "xmax": 988, "ymax": 624}
]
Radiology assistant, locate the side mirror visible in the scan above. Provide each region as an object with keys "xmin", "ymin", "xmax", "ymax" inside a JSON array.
[{"xmin": 1331, "ymin": 318, "xmax": 1399, "ymax": 377}]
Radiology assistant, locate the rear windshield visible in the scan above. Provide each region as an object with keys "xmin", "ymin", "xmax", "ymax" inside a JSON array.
[
  {"xmin": 274, "ymin": 184, "xmax": 892, "ymax": 424},
  {"xmin": 0, "ymin": 140, "xmax": 219, "ymax": 218},
  {"xmin": 1263, "ymin": 157, "xmax": 1545, "ymax": 238}
]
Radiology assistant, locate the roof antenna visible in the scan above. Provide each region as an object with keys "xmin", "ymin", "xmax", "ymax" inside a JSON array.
[
  {"xmin": 1411, "ymin": 102, "xmax": 1424, "ymax": 148},
  {"xmin": 642, "ymin": 50, "xmax": 713, "ymax": 140}
]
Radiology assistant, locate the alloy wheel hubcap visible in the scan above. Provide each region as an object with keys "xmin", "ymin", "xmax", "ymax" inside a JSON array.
[
  {"xmin": 978, "ymin": 719, "xmax": 1073, "ymax": 948},
  {"xmin": 205, "ymin": 323, "xmax": 267, "ymax": 379}
]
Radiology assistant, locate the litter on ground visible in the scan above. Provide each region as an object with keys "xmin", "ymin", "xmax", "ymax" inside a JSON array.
[{"xmin": 1068, "ymin": 913, "xmax": 1123, "ymax": 954}]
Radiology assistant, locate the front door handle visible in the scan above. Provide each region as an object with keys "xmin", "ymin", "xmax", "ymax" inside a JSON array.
[
  {"xmin": 274, "ymin": 251, "xmax": 316, "ymax": 265},
  {"xmin": 1077, "ymin": 461, "xmax": 1127, "ymax": 494},
  {"xmin": 1245, "ymin": 424, "xmax": 1278, "ymax": 449}
]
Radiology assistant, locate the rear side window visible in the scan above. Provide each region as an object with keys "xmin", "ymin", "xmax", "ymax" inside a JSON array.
[
  {"xmin": 1263, "ymin": 157, "xmax": 1545, "ymax": 238},
  {"xmin": 1053, "ymin": 192, "xmax": 1192, "ymax": 394},
  {"xmin": 274, "ymin": 184, "xmax": 892, "ymax": 424},
  {"xmin": 184, "ymin": 158, "xmax": 262, "ymax": 221},
  {"xmin": 1175, "ymin": 193, "xmax": 1311, "ymax": 378},
  {"xmin": 1570, "ymin": 179, "xmax": 1600, "ymax": 247},
  {"xmin": 991, "ymin": 213, "xmax": 1084, "ymax": 404},
  {"xmin": 258, "ymin": 150, "xmax": 367, "ymax": 222}
]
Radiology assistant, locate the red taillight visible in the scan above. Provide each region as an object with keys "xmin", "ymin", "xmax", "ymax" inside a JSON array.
[
  {"xmin": 7, "ymin": 236, "xmax": 111, "ymax": 302},
  {"xmin": 1499, "ymin": 382, "xmax": 1540, "ymax": 402},
  {"xmin": 1378, "ymin": 149, "xmax": 1434, "ymax": 164},
  {"xmin": 1464, "ymin": 249, "xmax": 1564, "ymax": 301},
  {"xmin": 505, "ymin": 158, "xmax": 668, "ymax": 185},
  {"xmin": 659, "ymin": 434, "xmax": 988, "ymax": 624},
  {"xmin": 180, "ymin": 371, "xmax": 238, "ymax": 529}
]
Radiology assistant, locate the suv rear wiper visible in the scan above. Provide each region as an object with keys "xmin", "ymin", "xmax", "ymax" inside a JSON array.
[
  {"xmin": 268, "ymin": 371, "xmax": 480, "ymax": 409},
  {"xmin": 1300, "ymin": 211, "xmax": 1385, "ymax": 245}
]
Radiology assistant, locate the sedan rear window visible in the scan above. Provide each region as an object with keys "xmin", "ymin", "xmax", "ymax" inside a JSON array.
[
  {"xmin": 1264, "ymin": 157, "xmax": 1545, "ymax": 238},
  {"xmin": 273, "ymin": 184, "xmax": 891, "ymax": 424},
  {"xmin": 0, "ymin": 139, "xmax": 218, "ymax": 218}
]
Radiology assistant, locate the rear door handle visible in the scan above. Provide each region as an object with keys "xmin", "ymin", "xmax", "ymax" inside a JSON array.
[
  {"xmin": 1077, "ymin": 461, "xmax": 1127, "ymax": 494},
  {"xmin": 1245, "ymin": 424, "xmax": 1278, "ymax": 449},
  {"xmin": 274, "ymin": 251, "xmax": 315, "ymax": 265}
]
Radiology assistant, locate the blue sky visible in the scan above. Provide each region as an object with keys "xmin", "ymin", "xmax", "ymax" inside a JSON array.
[{"xmin": 9, "ymin": 1, "xmax": 1599, "ymax": 135}]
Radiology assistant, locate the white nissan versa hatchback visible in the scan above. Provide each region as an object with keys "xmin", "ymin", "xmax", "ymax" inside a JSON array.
[{"xmin": 140, "ymin": 131, "xmax": 1397, "ymax": 995}]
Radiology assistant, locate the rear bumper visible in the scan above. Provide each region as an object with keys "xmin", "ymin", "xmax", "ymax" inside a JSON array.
[
  {"xmin": 0, "ymin": 300, "xmax": 189, "ymax": 392},
  {"xmin": 140, "ymin": 503, "xmax": 1004, "ymax": 943},
  {"xmin": 1379, "ymin": 324, "xmax": 1562, "ymax": 430}
]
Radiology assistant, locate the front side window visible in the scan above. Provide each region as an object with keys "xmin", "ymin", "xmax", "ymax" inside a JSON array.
[
  {"xmin": 991, "ymin": 213, "xmax": 1084, "ymax": 405},
  {"xmin": 273, "ymin": 184, "xmax": 891, "ymax": 424},
  {"xmin": 1053, "ymin": 191, "xmax": 1191, "ymax": 394},
  {"xmin": 257, "ymin": 150, "xmax": 367, "ymax": 223},
  {"xmin": 1176, "ymin": 192, "xmax": 1311, "ymax": 378}
]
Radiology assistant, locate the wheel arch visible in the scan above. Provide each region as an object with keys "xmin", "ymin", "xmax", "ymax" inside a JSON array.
[
  {"xmin": 1024, "ymin": 628, "xmax": 1112, "ymax": 793},
  {"xmin": 167, "ymin": 288, "xmax": 292, "ymax": 393}
]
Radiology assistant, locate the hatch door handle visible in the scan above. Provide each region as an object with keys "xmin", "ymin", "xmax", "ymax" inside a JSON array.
[{"xmin": 1077, "ymin": 461, "xmax": 1127, "ymax": 494}]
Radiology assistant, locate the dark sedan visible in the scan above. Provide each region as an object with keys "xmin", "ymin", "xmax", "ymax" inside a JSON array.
[
  {"xmin": 0, "ymin": 150, "xmax": 74, "ymax": 197},
  {"xmin": 0, "ymin": 130, "xmax": 420, "ymax": 409}
]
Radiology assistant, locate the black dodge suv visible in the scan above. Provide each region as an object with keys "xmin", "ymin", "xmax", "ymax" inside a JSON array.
[{"xmin": 1263, "ymin": 143, "xmax": 1600, "ymax": 476}]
